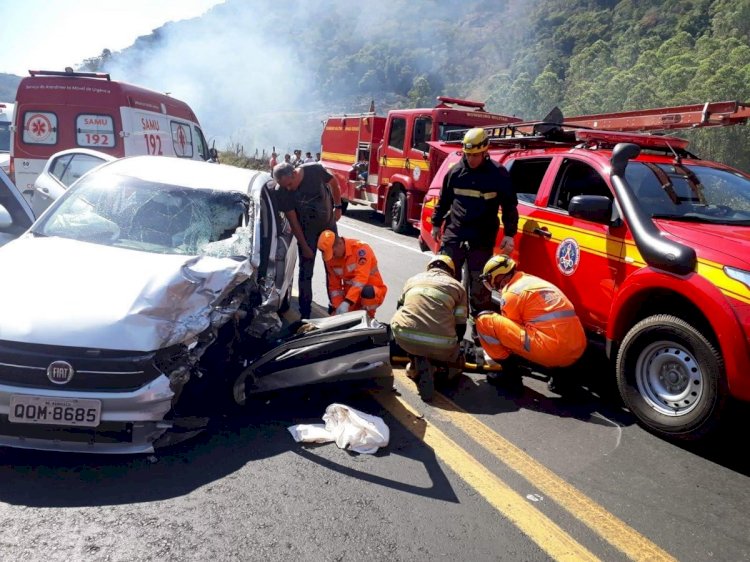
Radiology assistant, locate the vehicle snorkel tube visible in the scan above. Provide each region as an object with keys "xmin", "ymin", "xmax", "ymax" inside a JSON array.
[{"xmin": 610, "ymin": 143, "xmax": 696, "ymax": 276}]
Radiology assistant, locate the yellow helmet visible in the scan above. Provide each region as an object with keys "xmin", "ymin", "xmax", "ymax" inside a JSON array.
[
  {"xmin": 427, "ymin": 254, "xmax": 456, "ymax": 276},
  {"xmin": 480, "ymin": 255, "xmax": 516, "ymax": 289},
  {"xmin": 462, "ymin": 128, "xmax": 489, "ymax": 154}
]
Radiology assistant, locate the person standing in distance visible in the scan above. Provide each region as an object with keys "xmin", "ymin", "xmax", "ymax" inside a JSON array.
[
  {"xmin": 431, "ymin": 127, "xmax": 518, "ymax": 331},
  {"xmin": 273, "ymin": 161, "xmax": 343, "ymax": 319}
]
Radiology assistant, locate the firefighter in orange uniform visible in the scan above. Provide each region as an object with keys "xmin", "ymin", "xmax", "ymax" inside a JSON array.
[
  {"xmin": 317, "ymin": 230, "xmax": 387, "ymax": 318},
  {"xmin": 475, "ymin": 255, "xmax": 586, "ymax": 389}
]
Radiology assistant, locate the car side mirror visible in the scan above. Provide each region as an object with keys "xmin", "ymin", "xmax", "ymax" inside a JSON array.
[
  {"xmin": 568, "ymin": 195, "xmax": 612, "ymax": 224},
  {"xmin": 0, "ymin": 204, "xmax": 12, "ymax": 229}
]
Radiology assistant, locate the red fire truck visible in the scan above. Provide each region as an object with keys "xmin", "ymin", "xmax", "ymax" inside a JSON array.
[
  {"xmin": 11, "ymin": 69, "xmax": 212, "ymax": 193},
  {"xmin": 319, "ymin": 97, "xmax": 521, "ymax": 233},
  {"xmin": 420, "ymin": 101, "xmax": 750, "ymax": 442}
]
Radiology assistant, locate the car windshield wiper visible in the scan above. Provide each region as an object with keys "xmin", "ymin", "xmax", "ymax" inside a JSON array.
[{"xmin": 652, "ymin": 214, "xmax": 750, "ymax": 225}]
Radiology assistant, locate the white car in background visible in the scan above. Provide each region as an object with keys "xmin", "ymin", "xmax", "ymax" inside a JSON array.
[
  {"xmin": 0, "ymin": 167, "xmax": 34, "ymax": 247},
  {"xmin": 28, "ymin": 148, "xmax": 115, "ymax": 216}
]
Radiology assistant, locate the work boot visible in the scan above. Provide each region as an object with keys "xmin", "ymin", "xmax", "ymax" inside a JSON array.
[
  {"xmin": 415, "ymin": 357, "xmax": 435, "ymax": 402},
  {"xmin": 546, "ymin": 368, "xmax": 574, "ymax": 394},
  {"xmin": 486, "ymin": 356, "xmax": 525, "ymax": 388}
]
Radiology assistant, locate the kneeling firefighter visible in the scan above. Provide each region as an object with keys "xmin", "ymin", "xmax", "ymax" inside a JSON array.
[
  {"xmin": 317, "ymin": 230, "xmax": 387, "ymax": 318},
  {"xmin": 390, "ymin": 255, "xmax": 468, "ymax": 401},
  {"xmin": 475, "ymin": 254, "xmax": 587, "ymax": 389}
]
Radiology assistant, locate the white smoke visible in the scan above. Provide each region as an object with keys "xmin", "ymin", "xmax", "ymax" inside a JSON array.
[
  {"xmin": 100, "ymin": 0, "xmax": 535, "ymax": 156},
  {"xmin": 105, "ymin": 1, "xmax": 331, "ymax": 156}
]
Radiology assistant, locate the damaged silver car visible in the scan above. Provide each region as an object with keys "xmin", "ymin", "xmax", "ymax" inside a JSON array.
[{"xmin": 0, "ymin": 156, "xmax": 392, "ymax": 453}]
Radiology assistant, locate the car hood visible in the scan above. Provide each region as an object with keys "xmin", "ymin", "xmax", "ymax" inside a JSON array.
[
  {"xmin": 656, "ymin": 221, "xmax": 750, "ymax": 269},
  {"xmin": 0, "ymin": 236, "xmax": 253, "ymax": 351}
]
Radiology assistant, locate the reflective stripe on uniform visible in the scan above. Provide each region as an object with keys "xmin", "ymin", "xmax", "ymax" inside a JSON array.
[
  {"xmin": 393, "ymin": 326, "xmax": 458, "ymax": 348},
  {"xmin": 347, "ymin": 263, "xmax": 357, "ymax": 272},
  {"xmin": 333, "ymin": 267, "xmax": 344, "ymax": 275},
  {"xmin": 352, "ymin": 280, "xmax": 365, "ymax": 288},
  {"xmin": 330, "ymin": 290, "xmax": 344, "ymax": 298},
  {"xmin": 454, "ymin": 188, "xmax": 497, "ymax": 200},
  {"xmin": 531, "ymin": 309, "xmax": 577, "ymax": 323},
  {"xmin": 479, "ymin": 333, "xmax": 500, "ymax": 345},
  {"xmin": 454, "ymin": 305, "xmax": 468, "ymax": 320}
]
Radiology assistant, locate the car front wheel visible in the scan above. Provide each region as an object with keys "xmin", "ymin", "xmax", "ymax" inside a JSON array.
[{"xmin": 616, "ymin": 314, "xmax": 727, "ymax": 441}]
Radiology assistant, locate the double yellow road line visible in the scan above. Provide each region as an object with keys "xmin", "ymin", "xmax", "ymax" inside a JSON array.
[{"xmin": 372, "ymin": 372, "xmax": 677, "ymax": 562}]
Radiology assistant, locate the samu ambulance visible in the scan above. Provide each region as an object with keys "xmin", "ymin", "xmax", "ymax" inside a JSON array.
[{"xmin": 11, "ymin": 69, "xmax": 212, "ymax": 194}]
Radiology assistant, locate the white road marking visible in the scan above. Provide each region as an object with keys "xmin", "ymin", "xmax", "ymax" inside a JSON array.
[{"xmin": 337, "ymin": 221, "xmax": 431, "ymax": 256}]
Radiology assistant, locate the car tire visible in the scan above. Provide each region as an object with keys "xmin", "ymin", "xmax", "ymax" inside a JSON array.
[
  {"xmin": 615, "ymin": 314, "xmax": 727, "ymax": 441},
  {"xmin": 389, "ymin": 190, "xmax": 409, "ymax": 234}
]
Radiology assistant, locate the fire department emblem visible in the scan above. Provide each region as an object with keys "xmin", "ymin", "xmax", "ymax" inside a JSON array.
[{"xmin": 556, "ymin": 238, "xmax": 580, "ymax": 276}]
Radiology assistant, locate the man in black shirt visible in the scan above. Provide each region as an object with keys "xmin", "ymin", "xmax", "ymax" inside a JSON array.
[
  {"xmin": 273, "ymin": 161, "xmax": 343, "ymax": 319},
  {"xmin": 431, "ymin": 127, "xmax": 518, "ymax": 325}
]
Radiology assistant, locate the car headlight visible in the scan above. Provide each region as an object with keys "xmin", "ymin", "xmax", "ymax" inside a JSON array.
[{"xmin": 724, "ymin": 266, "xmax": 750, "ymax": 290}]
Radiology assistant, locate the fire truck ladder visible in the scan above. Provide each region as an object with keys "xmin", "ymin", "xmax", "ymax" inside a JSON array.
[
  {"xmin": 441, "ymin": 100, "xmax": 750, "ymax": 154},
  {"xmin": 562, "ymin": 100, "xmax": 750, "ymax": 132}
]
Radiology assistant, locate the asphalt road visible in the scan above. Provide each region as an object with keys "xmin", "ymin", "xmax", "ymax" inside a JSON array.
[{"xmin": 0, "ymin": 208, "xmax": 748, "ymax": 561}]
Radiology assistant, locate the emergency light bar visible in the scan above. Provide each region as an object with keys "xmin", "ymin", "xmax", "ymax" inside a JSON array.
[
  {"xmin": 435, "ymin": 96, "xmax": 486, "ymax": 109},
  {"xmin": 29, "ymin": 70, "xmax": 112, "ymax": 81}
]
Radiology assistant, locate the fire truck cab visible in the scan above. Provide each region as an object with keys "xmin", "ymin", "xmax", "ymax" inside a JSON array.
[
  {"xmin": 320, "ymin": 97, "xmax": 521, "ymax": 233},
  {"xmin": 421, "ymin": 101, "xmax": 750, "ymax": 442},
  {"xmin": 11, "ymin": 70, "xmax": 212, "ymax": 196}
]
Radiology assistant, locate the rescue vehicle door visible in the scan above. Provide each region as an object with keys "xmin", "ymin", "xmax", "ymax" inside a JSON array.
[
  {"xmin": 532, "ymin": 157, "xmax": 627, "ymax": 330},
  {"xmin": 503, "ymin": 156, "xmax": 555, "ymax": 275},
  {"xmin": 380, "ymin": 115, "xmax": 407, "ymax": 184},
  {"xmin": 406, "ymin": 115, "xmax": 432, "ymax": 191}
]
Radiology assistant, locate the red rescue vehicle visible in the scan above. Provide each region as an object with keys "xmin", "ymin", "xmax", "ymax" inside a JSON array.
[
  {"xmin": 319, "ymin": 97, "xmax": 521, "ymax": 233},
  {"xmin": 420, "ymin": 101, "xmax": 750, "ymax": 442},
  {"xmin": 11, "ymin": 69, "xmax": 212, "ymax": 194}
]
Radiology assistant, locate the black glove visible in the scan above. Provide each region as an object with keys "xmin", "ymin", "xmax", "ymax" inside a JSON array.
[{"xmin": 456, "ymin": 322, "xmax": 467, "ymax": 340}]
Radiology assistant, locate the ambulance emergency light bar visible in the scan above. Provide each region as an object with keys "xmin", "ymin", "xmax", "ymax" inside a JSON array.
[{"xmin": 28, "ymin": 70, "xmax": 112, "ymax": 81}]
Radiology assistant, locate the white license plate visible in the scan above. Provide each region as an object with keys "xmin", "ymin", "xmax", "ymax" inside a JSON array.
[{"xmin": 9, "ymin": 395, "xmax": 101, "ymax": 427}]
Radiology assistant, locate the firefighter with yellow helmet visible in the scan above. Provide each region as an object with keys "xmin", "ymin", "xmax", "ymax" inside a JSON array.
[
  {"xmin": 431, "ymin": 127, "xmax": 518, "ymax": 339},
  {"xmin": 390, "ymin": 254, "xmax": 468, "ymax": 401},
  {"xmin": 475, "ymin": 254, "xmax": 587, "ymax": 389}
]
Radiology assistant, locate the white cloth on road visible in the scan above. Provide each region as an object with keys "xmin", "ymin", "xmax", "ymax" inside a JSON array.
[{"xmin": 287, "ymin": 403, "xmax": 389, "ymax": 454}]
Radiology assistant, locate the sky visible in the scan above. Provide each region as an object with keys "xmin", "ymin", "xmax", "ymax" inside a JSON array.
[{"xmin": 1, "ymin": 0, "xmax": 224, "ymax": 76}]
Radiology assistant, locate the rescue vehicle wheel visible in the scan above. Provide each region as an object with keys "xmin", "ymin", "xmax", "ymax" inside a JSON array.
[
  {"xmin": 616, "ymin": 314, "xmax": 727, "ymax": 441},
  {"xmin": 388, "ymin": 190, "xmax": 409, "ymax": 234}
]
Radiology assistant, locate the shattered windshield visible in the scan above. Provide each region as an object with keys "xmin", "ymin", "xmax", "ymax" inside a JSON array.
[
  {"xmin": 33, "ymin": 171, "xmax": 253, "ymax": 256},
  {"xmin": 626, "ymin": 162, "xmax": 750, "ymax": 225}
]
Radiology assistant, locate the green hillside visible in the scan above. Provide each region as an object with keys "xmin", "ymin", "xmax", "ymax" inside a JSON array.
[{"xmin": 16, "ymin": 0, "xmax": 750, "ymax": 171}]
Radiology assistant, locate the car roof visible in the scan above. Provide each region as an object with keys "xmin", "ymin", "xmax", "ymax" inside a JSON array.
[
  {"xmin": 46, "ymin": 148, "xmax": 117, "ymax": 161},
  {"xmin": 96, "ymin": 155, "xmax": 268, "ymax": 194}
]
